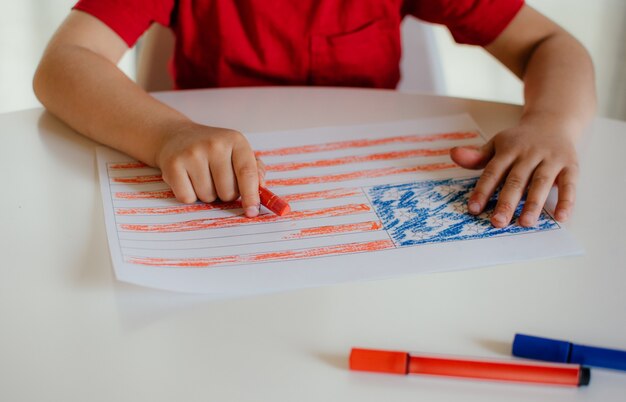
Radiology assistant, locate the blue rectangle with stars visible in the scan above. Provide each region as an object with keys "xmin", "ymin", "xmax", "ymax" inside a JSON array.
[{"xmin": 366, "ymin": 177, "xmax": 559, "ymax": 247}]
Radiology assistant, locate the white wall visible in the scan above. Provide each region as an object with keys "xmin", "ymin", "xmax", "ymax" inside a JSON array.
[
  {"xmin": 1, "ymin": 1, "xmax": 624, "ymax": 120},
  {"xmin": 0, "ymin": 0, "xmax": 135, "ymax": 114},
  {"xmin": 429, "ymin": 0, "xmax": 626, "ymax": 119}
]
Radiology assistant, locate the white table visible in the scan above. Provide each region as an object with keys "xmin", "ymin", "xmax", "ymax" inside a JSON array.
[{"xmin": 1, "ymin": 88, "xmax": 625, "ymax": 401}]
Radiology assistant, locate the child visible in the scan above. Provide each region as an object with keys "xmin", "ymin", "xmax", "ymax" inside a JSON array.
[{"xmin": 33, "ymin": 0, "xmax": 595, "ymax": 227}]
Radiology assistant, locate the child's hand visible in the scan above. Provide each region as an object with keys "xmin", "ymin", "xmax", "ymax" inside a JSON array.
[
  {"xmin": 154, "ymin": 122, "xmax": 264, "ymax": 217},
  {"xmin": 450, "ymin": 117, "xmax": 579, "ymax": 228}
]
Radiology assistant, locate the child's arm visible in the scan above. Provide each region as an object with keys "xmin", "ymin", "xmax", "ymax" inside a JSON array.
[
  {"xmin": 450, "ymin": 5, "xmax": 596, "ymax": 228},
  {"xmin": 33, "ymin": 11, "xmax": 263, "ymax": 217}
]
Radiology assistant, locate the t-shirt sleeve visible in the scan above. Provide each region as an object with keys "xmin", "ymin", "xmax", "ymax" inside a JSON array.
[
  {"xmin": 406, "ymin": 0, "xmax": 524, "ymax": 46},
  {"xmin": 73, "ymin": 0, "xmax": 175, "ymax": 47}
]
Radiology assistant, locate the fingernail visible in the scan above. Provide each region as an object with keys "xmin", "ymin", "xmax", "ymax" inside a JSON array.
[
  {"xmin": 245, "ymin": 205, "xmax": 259, "ymax": 217},
  {"xmin": 492, "ymin": 212, "xmax": 507, "ymax": 226},
  {"xmin": 469, "ymin": 202, "xmax": 481, "ymax": 214},
  {"xmin": 555, "ymin": 209, "xmax": 568, "ymax": 221}
]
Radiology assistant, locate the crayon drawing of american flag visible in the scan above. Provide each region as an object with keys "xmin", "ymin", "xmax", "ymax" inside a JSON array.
[{"xmin": 100, "ymin": 117, "xmax": 560, "ymax": 274}]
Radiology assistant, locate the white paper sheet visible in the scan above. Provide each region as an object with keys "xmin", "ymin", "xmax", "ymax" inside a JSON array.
[{"xmin": 97, "ymin": 114, "xmax": 582, "ymax": 294}]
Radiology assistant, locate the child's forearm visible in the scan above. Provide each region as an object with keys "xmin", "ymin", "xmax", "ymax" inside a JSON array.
[
  {"xmin": 34, "ymin": 42, "xmax": 190, "ymax": 167},
  {"xmin": 485, "ymin": 6, "xmax": 596, "ymax": 135},
  {"xmin": 34, "ymin": 12, "xmax": 262, "ymax": 214},
  {"xmin": 520, "ymin": 31, "xmax": 596, "ymax": 134}
]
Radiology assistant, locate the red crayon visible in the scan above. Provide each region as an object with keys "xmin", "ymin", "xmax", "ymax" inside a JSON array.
[
  {"xmin": 259, "ymin": 185, "xmax": 291, "ymax": 216},
  {"xmin": 349, "ymin": 348, "xmax": 590, "ymax": 387}
]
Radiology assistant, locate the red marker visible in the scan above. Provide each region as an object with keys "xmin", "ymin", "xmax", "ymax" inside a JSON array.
[
  {"xmin": 259, "ymin": 185, "xmax": 291, "ymax": 216},
  {"xmin": 349, "ymin": 348, "xmax": 590, "ymax": 387}
]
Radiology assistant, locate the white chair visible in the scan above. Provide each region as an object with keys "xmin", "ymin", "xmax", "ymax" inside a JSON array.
[
  {"xmin": 136, "ymin": 16, "xmax": 444, "ymax": 94},
  {"xmin": 136, "ymin": 23, "xmax": 175, "ymax": 92},
  {"xmin": 398, "ymin": 16, "xmax": 445, "ymax": 94}
]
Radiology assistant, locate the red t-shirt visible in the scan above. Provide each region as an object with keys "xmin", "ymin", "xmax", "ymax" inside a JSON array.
[{"xmin": 73, "ymin": 0, "xmax": 523, "ymax": 89}]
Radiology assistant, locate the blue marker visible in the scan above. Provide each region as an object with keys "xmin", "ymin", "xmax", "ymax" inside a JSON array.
[{"xmin": 513, "ymin": 333, "xmax": 626, "ymax": 372}]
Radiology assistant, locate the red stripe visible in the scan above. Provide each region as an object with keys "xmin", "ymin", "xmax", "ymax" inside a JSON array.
[
  {"xmin": 112, "ymin": 162, "xmax": 456, "ymax": 187},
  {"xmin": 285, "ymin": 221, "xmax": 383, "ymax": 239},
  {"xmin": 119, "ymin": 203, "xmax": 371, "ymax": 233},
  {"xmin": 109, "ymin": 162, "xmax": 148, "ymax": 169},
  {"xmin": 114, "ymin": 188, "xmax": 362, "ymax": 201},
  {"xmin": 254, "ymin": 132, "xmax": 478, "ymax": 157},
  {"xmin": 114, "ymin": 190, "xmax": 175, "ymax": 200},
  {"xmin": 114, "ymin": 188, "xmax": 363, "ymax": 215},
  {"xmin": 112, "ymin": 175, "xmax": 163, "ymax": 184},
  {"xmin": 127, "ymin": 239, "xmax": 395, "ymax": 267},
  {"xmin": 266, "ymin": 147, "xmax": 451, "ymax": 172},
  {"xmin": 115, "ymin": 201, "xmax": 241, "ymax": 216},
  {"xmin": 265, "ymin": 162, "xmax": 457, "ymax": 187}
]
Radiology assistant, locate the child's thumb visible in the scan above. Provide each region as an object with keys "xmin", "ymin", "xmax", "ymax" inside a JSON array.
[{"xmin": 450, "ymin": 142, "xmax": 494, "ymax": 170}]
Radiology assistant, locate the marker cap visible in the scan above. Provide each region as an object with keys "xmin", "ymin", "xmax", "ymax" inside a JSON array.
[
  {"xmin": 513, "ymin": 334, "xmax": 572, "ymax": 363},
  {"xmin": 349, "ymin": 348, "xmax": 409, "ymax": 374}
]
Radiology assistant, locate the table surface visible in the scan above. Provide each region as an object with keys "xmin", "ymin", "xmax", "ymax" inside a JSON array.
[{"xmin": 1, "ymin": 87, "xmax": 625, "ymax": 402}]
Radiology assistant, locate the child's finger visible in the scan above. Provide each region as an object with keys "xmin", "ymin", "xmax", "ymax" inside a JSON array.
[
  {"xmin": 490, "ymin": 161, "xmax": 537, "ymax": 228},
  {"xmin": 555, "ymin": 166, "xmax": 578, "ymax": 221},
  {"xmin": 162, "ymin": 165, "xmax": 197, "ymax": 204},
  {"xmin": 519, "ymin": 164, "xmax": 559, "ymax": 227},
  {"xmin": 233, "ymin": 145, "xmax": 261, "ymax": 218},
  {"xmin": 186, "ymin": 158, "xmax": 217, "ymax": 203},
  {"xmin": 256, "ymin": 157, "xmax": 266, "ymax": 185},
  {"xmin": 210, "ymin": 153, "xmax": 239, "ymax": 202},
  {"xmin": 467, "ymin": 156, "xmax": 512, "ymax": 215}
]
